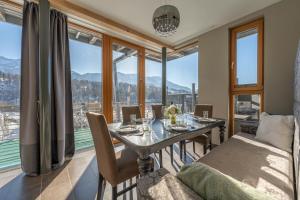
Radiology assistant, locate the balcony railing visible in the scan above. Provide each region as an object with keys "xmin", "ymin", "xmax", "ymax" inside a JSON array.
[
  {"xmin": 0, "ymin": 93, "xmax": 198, "ymax": 170},
  {"xmin": 0, "ymin": 105, "xmax": 20, "ymax": 142}
]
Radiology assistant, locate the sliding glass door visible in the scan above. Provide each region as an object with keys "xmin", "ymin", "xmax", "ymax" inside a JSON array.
[
  {"xmin": 69, "ymin": 29, "xmax": 102, "ymax": 149},
  {"xmin": 145, "ymin": 51, "xmax": 162, "ymax": 117},
  {"xmin": 0, "ymin": 20, "xmax": 22, "ymax": 170},
  {"xmin": 167, "ymin": 52, "xmax": 198, "ymax": 113},
  {"xmin": 112, "ymin": 42, "xmax": 139, "ymax": 122}
]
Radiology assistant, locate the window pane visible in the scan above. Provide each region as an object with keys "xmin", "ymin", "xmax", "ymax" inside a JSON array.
[
  {"xmin": 0, "ymin": 21, "xmax": 22, "ymax": 169},
  {"xmin": 112, "ymin": 43, "xmax": 138, "ymax": 122},
  {"xmin": 236, "ymin": 29, "xmax": 258, "ymax": 86},
  {"xmin": 145, "ymin": 53, "xmax": 162, "ymax": 117},
  {"xmin": 234, "ymin": 94, "xmax": 260, "ymax": 134},
  {"xmin": 167, "ymin": 52, "xmax": 198, "ymax": 112},
  {"xmin": 69, "ymin": 32, "xmax": 102, "ymax": 150}
]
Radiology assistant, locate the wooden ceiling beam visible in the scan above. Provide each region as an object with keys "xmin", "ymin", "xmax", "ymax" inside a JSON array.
[
  {"xmin": 168, "ymin": 40, "xmax": 199, "ymax": 56},
  {"xmin": 75, "ymin": 31, "xmax": 80, "ymax": 39},
  {"xmin": 116, "ymin": 46, "xmax": 126, "ymax": 52},
  {"xmin": 89, "ymin": 36, "xmax": 98, "ymax": 44},
  {"xmin": 0, "ymin": 12, "xmax": 6, "ymax": 22},
  {"xmin": 49, "ymin": 0, "xmax": 174, "ymax": 50}
]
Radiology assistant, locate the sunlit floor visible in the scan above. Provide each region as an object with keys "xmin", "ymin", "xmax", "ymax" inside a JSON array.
[{"xmin": 0, "ymin": 133, "xmax": 221, "ymax": 200}]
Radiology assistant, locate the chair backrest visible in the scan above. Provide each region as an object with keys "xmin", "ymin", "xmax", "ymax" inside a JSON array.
[
  {"xmin": 194, "ymin": 104, "xmax": 213, "ymax": 118},
  {"xmin": 152, "ymin": 104, "xmax": 163, "ymax": 119},
  {"xmin": 86, "ymin": 112, "xmax": 118, "ymax": 184},
  {"xmin": 122, "ymin": 105, "xmax": 142, "ymax": 123}
]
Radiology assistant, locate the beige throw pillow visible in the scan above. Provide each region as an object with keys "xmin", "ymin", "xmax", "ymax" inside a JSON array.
[{"xmin": 255, "ymin": 112, "xmax": 294, "ymax": 153}]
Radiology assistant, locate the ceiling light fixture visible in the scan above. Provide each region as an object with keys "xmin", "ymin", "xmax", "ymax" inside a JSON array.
[{"xmin": 152, "ymin": 4, "xmax": 180, "ymax": 37}]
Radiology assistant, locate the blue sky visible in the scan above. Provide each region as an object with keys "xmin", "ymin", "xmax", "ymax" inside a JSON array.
[
  {"xmin": 69, "ymin": 39, "xmax": 102, "ymax": 74},
  {"xmin": 237, "ymin": 33, "xmax": 258, "ymax": 85},
  {"xmin": 0, "ymin": 22, "xmax": 22, "ymax": 59},
  {"xmin": 0, "ymin": 21, "xmax": 257, "ymax": 89}
]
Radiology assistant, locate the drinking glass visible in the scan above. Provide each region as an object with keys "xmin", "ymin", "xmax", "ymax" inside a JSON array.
[
  {"xmin": 176, "ymin": 104, "xmax": 182, "ymax": 113},
  {"xmin": 147, "ymin": 110, "xmax": 152, "ymax": 119},
  {"xmin": 161, "ymin": 106, "xmax": 166, "ymax": 118},
  {"xmin": 203, "ymin": 111, "xmax": 209, "ymax": 119},
  {"xmin": 130, "ymin": 114, "xmax": 136, "ymax": 125}
]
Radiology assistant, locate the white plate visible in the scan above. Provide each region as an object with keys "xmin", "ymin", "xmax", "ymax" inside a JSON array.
[
  {"xmin": 195, "ymin": 117, "xmax": 217, "ymax": 122},
  {"xmin": 170, "ymin": 125, "xmax": 189, "ymax": 132},
  {"xmin": 116, "ymin": 126, "xmax": 139, "ymax": 134}
]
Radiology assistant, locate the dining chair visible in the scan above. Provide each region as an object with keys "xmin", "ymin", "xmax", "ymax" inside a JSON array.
[
  {"xmin": 179, "ymin": 105, "xmax": 214, "ymax": 160},
  {"xmin": 151, "ymin": 104, "xmax": 164, "ymax": 119},
  {"xmin": 122, "ymin": 105, "xmax": 142, "ymax": 123},
  {"xmin": 121, "ymin": 105, "xmax": 163, "ymax": 169},
  {"xmin": 86, "ymin": 112, "xmax": 143, "ymax": 200},
  {"xmin": 187, "ymin": 104, "xmax": 213, "ymax": 155},
  {"xmin": 151, "ymin": 104, "xmax": 177, "ymax": 168}
]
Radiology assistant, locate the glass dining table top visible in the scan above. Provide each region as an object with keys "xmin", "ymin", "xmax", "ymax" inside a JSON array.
[{"xmin": 108, "ymin": 114, "xmax": 225, "ymax": 148}]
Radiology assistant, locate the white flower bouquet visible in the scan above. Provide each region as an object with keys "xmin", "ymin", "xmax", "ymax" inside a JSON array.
[{"xmin": 165, "ymin": 105, "xmax": 181, "ymax": 124}]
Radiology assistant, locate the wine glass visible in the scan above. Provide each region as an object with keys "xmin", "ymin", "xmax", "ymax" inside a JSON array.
[
  {"xmin": 161, "ymin": 106, "xmax": 166, "ymax": 118},
  {"xmin": 203, "ymin": 111, "xmax": 209, "ymax": 119},
  {"xmin": 130, "ymin": 114, "xmax": 136, "ymax": 125}
]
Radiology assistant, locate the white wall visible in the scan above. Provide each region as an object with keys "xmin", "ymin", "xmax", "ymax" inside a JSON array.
[{"xmin": 198, "ymin": 0, "xmax": 300, "ymax": 138}]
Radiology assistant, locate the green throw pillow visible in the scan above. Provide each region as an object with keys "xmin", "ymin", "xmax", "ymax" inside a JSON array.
[{"xmin": 177, "ymin": 162, "xmax": 272, "ymax": 200}]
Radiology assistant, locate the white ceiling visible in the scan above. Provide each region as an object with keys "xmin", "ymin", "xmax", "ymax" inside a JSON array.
[{"xmin": 67, "ymin": 0, "xmax": 281, "ymax": 46}]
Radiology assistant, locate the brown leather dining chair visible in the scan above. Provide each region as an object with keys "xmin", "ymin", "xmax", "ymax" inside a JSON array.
[
  {"xmin": 121, "ymin": 105, "xmax": 164, "ymax": 169},
  {"xmin": 86, "ymin": 112, "xmax": 140, "ymax": 200},
  {"xmin": 122, "ymin": 105, "xmax": 142, "ymax": 123},
  {"xmin": 151, "ymin": 104, "xmax": 177, "ymax": 168},
  {"xmin": 151, "ymin": 104, "xmax": 164, "ymax": 119},
  {"xmin": 189, "ymin": 104, "xmax": 213, "ymax": 155}
]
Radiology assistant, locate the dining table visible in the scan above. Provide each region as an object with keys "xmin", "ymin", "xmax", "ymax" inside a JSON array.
[{"xmin": 108, "ymin": 114, "xmax": 226, "ymax": 176}]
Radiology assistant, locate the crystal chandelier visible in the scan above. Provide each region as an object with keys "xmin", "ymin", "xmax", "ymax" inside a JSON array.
[{"xmin": 152, "ymin": 5, "xmax": 180, "ymax": 37}]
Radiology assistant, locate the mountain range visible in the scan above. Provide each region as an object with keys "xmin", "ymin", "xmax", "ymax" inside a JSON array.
[
  {"xmin": 0, "ymin": 56, "xmax": 21, "ymax": 75},
  {"xmin": 71, "ymin": 71, "xmax": 190, "ymax": 93},
  {"xmin": 0, "ymin": 56, "xmax": 191, "ymax": 93}
]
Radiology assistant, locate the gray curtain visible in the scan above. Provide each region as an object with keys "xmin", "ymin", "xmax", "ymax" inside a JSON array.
[
  {"xmin": 20, "ymin": 3, "xmax": 74, "ymax": 174},
  {"xmin": 50, "ymin": 9, "xmax": 74, "ymax": 168},
  {"xmin": 20, "ymin": 1, "xmax": 40, "ymax": 176}
]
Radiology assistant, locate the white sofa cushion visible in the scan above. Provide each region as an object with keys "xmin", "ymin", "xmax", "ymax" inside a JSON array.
[{"xmin": 255, "ymin": 112, "xmax": 294, "ymax": 152}]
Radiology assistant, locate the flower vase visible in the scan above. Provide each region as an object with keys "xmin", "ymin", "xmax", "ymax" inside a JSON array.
[{"xmin": 170, "ymin": 114, "xmax": 177, "ymax": 125}]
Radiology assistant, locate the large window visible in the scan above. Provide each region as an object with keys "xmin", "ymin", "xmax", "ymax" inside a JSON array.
[
  {"xmin": 145, "ymin": 51, "xmax": 162, "ymax": 116},
  {"xmin": 236, "ymin": 29, "xmax": 258, "ymax": 86},
  {"xmin": 69, "ymin": 30, "xmax": 102, "ymax": 150},
  {"xmin": 0, "ymin": 20, "xmax": 22, "ymax": 169},
  {"xmin": 112, "ymin": 43, "xmax": 139, "ymax": 122},
  {"xmin": 167, "ymin": 52, "xmax": 198, "ymax": 112},
  {"xmin": 230, "ymin": 19, "xmax": 264, "ymax": 136}
]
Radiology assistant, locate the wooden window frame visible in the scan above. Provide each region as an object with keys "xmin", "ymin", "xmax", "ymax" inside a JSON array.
[
  {"xmin": 103, "ymin": 36, "xmax": 145, "ymax": 123},
  {"xmin": 229, "ymin": 18, "xmax": 264, "ymax": 137},
  {"xmin": 230, "ymin": 18, "xmax": 264, "ymax": 92}
]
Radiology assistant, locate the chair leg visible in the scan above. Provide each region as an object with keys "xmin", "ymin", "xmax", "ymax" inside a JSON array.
[
  {"xmin": 183, "ymin": 141, "xmax": 187, "ymax": 159},
  {"xmin": 192, "ymin": 141, "xmax": 196, "ymax": 153},
  {"xmin": 123, "ymin": 182, "xmax": 126, "ymax": 200},
  {"xmin": 179, "ymin": 141, "xmax": 183, "ymax": 160},
  {"xmin": 170, "ymin": 145, "xmax": 174, "ymax": 164},
  {"xmin": 203, "ymin": 144, "xmax": 207, "ymax": 155},
  {"xmin": 159, "ymin": 149, "xmax": 163, "ymax": 168},
  {"xmin": 129, "ymin": 178, "xmax": 133, "ymax": 200},
  {"xmin": 112, "ymin": 186, "xmax": 118, "ymax": 200},
  {"xmin": 97, "ymin": 173, "xmax": 106, "ymax": 200}
]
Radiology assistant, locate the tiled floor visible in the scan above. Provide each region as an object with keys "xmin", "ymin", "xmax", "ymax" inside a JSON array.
[{"xmin": 0, "ymin": 135, "xmax": 219, "ymax": 200}]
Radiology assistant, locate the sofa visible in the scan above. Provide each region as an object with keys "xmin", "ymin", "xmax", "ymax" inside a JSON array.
[{"xmin": 137, "ymin": 131, "xmax": 298, "ymax": 199}]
